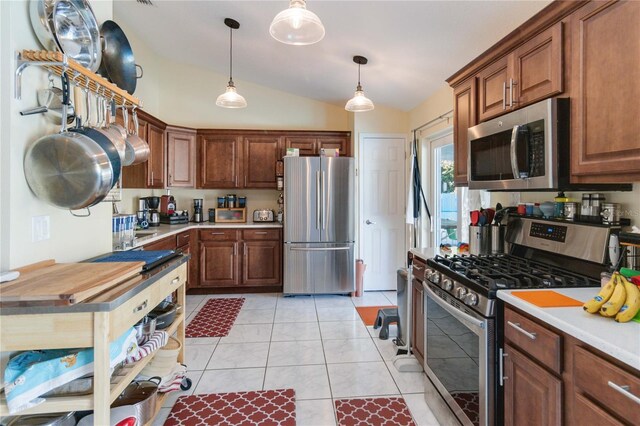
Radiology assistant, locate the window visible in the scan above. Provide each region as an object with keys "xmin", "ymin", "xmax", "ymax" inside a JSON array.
[{"xmin": 420, "ymin": 128, "xmax": 467, "ymax": 249}]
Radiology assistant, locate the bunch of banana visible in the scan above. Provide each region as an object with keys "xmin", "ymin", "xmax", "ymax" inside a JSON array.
[
  {"xmin": 582, "ymin": 272, "xmax": 640, "ymax": 323},
  {"xmin": 615, "ymin": 275, "xmax": 640, "ymax": 323}
]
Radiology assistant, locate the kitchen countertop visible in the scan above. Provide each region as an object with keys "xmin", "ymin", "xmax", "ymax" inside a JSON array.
[
  {"xmin": 498, "ymin": 288, "xmax": 640, "ymax": 371},
  {"xmin": 132, "ymin": 221, "xmax": 283, "ymax": 248},
  {"xmin": 410, "ymin": 247, "xmax": 466, "ymax": 261}
]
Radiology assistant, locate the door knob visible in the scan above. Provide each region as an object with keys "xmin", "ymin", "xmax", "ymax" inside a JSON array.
[{"xmin": 365, "ymin": 219, "xmax": 376, "ymax": 225}]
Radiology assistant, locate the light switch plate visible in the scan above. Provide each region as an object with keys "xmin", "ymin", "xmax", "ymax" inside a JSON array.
[{"xmin": 32, "ymin": 215, "xmax": 50, "ymax": 242}]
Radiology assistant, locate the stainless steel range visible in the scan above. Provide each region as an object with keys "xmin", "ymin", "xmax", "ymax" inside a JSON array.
[{"xmin": 418, "ymin": 216, "xmax": 616, "ymax": 426}]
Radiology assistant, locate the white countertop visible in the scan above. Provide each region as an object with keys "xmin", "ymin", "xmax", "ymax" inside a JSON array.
[
  {"xmin": 131, "ymin": 222, "xmax": 283, "ymax": 248},
  {"xmin": 498, "ymin": 288, "xmax": 640, "ymax": 371}
]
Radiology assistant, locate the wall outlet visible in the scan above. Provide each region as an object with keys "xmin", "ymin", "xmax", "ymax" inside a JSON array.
[{"xmin": 32, "ymin": 215, "xmax": 50, "ymax": 242}]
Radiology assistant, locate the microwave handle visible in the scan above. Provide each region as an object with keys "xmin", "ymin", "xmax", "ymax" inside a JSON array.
[{"xmin": 510, "ymin": 125, "xmax": 523, "ymax": 179}]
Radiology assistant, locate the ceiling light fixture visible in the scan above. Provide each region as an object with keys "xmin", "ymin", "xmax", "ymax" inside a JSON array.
[
  {"xmin": 269, "ymin": 0, "xmax": 325, "ymax": 46},
  {"xmin": 216, "ymin": 18, "xmax": 247, "ymax": 109},
  {"xmin": 345, "ymin": 55, "xmax": 374, "ymax": 112}
]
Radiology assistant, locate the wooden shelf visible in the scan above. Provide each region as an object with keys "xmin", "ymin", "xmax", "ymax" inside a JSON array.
[
  {"xmin": 16, "ymin": 50, "xmax": 142, "ymax": 108},
  {"xmin": 0, "ymin": 312, "xmax": 184, "ymax": 417}
]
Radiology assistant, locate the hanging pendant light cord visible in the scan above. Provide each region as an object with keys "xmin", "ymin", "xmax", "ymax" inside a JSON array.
[
  {"xmin": 228, "ymin": 26, "xmax": 233, "ymax": 85},
  {"xmin": 356, "ymin": 63, "xmax": 362, "ymax": 91}
]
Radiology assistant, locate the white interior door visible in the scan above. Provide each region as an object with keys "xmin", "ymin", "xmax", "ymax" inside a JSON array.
[{"xmin": 359, "ymin": 135, "xmax": 406, "ymax": 291}]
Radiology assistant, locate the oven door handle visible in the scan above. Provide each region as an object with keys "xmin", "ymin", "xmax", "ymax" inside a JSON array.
[{"xmin": 422, "ymin": 282, "xmax": 485, "ymax": 330}]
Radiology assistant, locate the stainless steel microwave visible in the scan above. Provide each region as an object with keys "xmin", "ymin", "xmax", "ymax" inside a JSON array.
[
  {"xmin": 467, "ymin": 98, "xmax": 569, "ymax": 191},
  {"xmin": 467, "ymin": 98, "xmax": 631, "ymax": 192}
]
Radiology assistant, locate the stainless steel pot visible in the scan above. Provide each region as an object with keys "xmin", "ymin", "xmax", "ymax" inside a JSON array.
[
  {"xmin": 134, "ymin": 315, "xmax": 156, "ymax": 345},
  {"xmin": 111, "ymin": 377, "xmax": 160, "ymax": 425},
  {"xmin": 19, "ymin": 81, "xmax": 76, "ymax": 125},
  {"xmin": 150, "ymin": 301, "xmax": 179, "ymax": 329},
  {"xmin": 24, "ymin": 75, "xmax": 114, "ymax": 210},
  {"xmin": 122, "ymin": 107, "xmax": 149, "ymax": 166}
]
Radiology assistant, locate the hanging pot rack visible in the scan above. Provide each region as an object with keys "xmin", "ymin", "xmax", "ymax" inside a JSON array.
[{"xmin": 15, "ymin": 50, "xmax": 142, "ymax": 108}]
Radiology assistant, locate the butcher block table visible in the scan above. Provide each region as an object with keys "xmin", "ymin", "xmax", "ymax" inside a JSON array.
[{"xmin": 0, "ymin": 255, "xmax": 189, "ymax": 425}]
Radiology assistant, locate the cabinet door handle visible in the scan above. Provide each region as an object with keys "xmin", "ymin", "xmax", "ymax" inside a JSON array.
[
  {"xmin": 507, "ymin": 321, "xmax": 537, "ymax": 340},
  {"xmin": 509, "ymin": 78, "xmax": 517, "ymax": 108},
  {"xmin": 150, "ymin": 171, "xmax": 154, "ymax": 185},
  {"xmin": 210, "ymin": 232, "xmax": 225, "ymax": 235},
  {"xmin": 133, "ymin": 300, "xmax": 148, "ymax": 314},
  {"xmin": 255, "ymin": 231, "xmax": 268, "ymax": 235},
  {"xmin": 413, "ymin": 265, "xmax": 423, "ymax": 272},
  {"xmin": 234, "ymin": 244, "xmax": 237, "ymax": 256},
  {"xmin": 168, "ymin": 173, "xmax": 172, "ymax": 186},
  {"xmin": 608, "ymin": 381, "xmax": 640, "ymax": 405},
  {"xmin": 244, "ymin": 176, "xmax": 247, "ymax": 187},
  {"xmin": 243, "ymin": 243, "xmax": 247, "ymax": 256},
  {"xmin": 502, "ymin": 81, "xmax": 507, "ymax": 110},
  {"xmin": 171, "ymin": 276, "xmax": 181, "ymax": 286},
  {"xmin": 235, "ymin": 176, "xmax": 238, "ymax": 187},
  {"xmin": 499, "ymin": 348, "xmax": 508, "ymax": 386}
]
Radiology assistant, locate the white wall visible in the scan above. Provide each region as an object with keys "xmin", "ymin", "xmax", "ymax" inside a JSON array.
[{"xmin": 1, "ymin": 0, "xmax": 114, "ymax": 269}]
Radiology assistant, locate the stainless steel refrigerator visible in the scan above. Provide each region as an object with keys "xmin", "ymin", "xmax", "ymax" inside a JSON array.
[{"xmin": 284, "ymin": 157, "xmax": 355, "ymax": 294}]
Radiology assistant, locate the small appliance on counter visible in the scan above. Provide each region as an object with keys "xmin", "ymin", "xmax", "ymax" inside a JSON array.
[
  {"xmin": 193, "ymin": 198, "xmax": 204, "ymax": 223},
  {"xmin": 215, "ymin": 208, "xmax": 246, "ymax": 223},
  {"xmin": 146, "ymin": 196, "xmax": 160, "ymax": 227},
  {"xmin": 160, "ymin": 195, "xmax": 176, "ymax": 215},
  {"xmin": 253, "ymin": 209, "xmax": 275, "ymax": 222},
  {"xmin": 136, "ymin": 198, "xmax": 149, "ymax": 229},
  {"xmin": 159, "ymin": 195, "xmax": 189, "ymax": 224}
]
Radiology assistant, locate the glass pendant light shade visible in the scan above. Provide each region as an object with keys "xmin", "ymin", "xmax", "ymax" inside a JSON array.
[
  {"xmin": 218, "ymin": 18, "xmax": 246, "ymax": 109},
  {"xmin": 345, "ymin": 87, "xmax": 375, "ymax": 112},
  {"xmin": 345, "ymin": 56, "xmax": 374, "ymax": 112},
  {"xmin": 216, "ymin": 81, "xmax": 247, "ymax": 108},
  {"xmin": 270, "ymin": 0, "xmax": 325, "ymax": 45}
]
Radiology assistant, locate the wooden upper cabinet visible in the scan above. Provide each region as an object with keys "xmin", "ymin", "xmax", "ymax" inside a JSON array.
[
  {"xmin": 284, "ymin": 136, "xmax": 316, "ymax": 156},
  {"xmin": 167, "ymin": 128, "xmax": 196, "ymax": 188},
  {"xmin": 569, "ymin": 0, "xmax": 640, "ymax": 183},
  {"xmin": 283, "ymin": 132, "xmax": 351, "ymax": 157},
  {"xmin": 120, "ymin": 110, "xmax": 167, "ymax": 189},
  {"xmin": 198, "ymin": 134, "xmax": 242, "ymax": 189},
  {"xmin": 476, "ymin": 22, "xmax": 563, "ymax": 122},
  {"xmin": 244, "ymin": 136, "xmax": 280, "ymax": 188},
  {"xmin": 513, "ymin": 22, "xmax": 563, "ymax": 106},
  {"xmin": 146, "ymin": 123, "xmax": 165, "ymax": 188},
  {"xmin": 453, "ymin": 78, "xmax": 476, "ymax": 186},
  {"xmin": 477, "ymin": 56, "xmax": 512, "ymax": 122}
]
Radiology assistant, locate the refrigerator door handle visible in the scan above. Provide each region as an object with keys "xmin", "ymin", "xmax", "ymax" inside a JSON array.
[
  {"xmin": 290, "ymin": 247, "xmax": 351, "ymax": 252},
  {"xmin": 321, "ymin": 171, "xmax": 326, "ymax": 230},
  {"xmin": 316, "ymin": 171, "xmax": 321, "ymax": 230}
]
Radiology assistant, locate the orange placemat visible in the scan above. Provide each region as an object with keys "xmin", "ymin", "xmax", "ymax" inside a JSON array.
[
  {"xmin": 512, "ymin": 290, "xmax": 583, "ymax": 308},
  {"xmin": 355, "ymin": 305, "xmax": 397, "ymax": 326}
]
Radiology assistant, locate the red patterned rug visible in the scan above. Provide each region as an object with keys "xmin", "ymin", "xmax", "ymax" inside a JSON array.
[
  {"xmin": 165, "ymin": 389, "xmax": 296, "ymax": 426},
  {"xmin": 335, "ymin": 397, "xmax": 416, "ymax": 426},
  {"xmin": 185, "ymin": 298, "xmax": 245, "ymax": 338},
  {"xmin": 451, "ymin": 391, "xmax": 479, "ymax": 426}
]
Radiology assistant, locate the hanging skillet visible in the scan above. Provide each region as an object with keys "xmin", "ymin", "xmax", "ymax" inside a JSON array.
[
  {"xmin": 98, "ymin": 20, "xmax": 143, "ymax": 94},
  {"xmin": 24, "ymin": 74, "xmax": 114, "ymax": 210}
]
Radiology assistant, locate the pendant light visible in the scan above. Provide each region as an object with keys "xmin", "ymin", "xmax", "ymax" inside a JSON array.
[
  {"xmin": 345, "ymin": 56, "xmax": 374, "ymax": 112},
  {"xmin": 269, "ymin": 0, "xmax": 325, "ymax": 45},
  {"xmin": 216, "ymin": 18, "xmax": 247, "ymax": 108}
]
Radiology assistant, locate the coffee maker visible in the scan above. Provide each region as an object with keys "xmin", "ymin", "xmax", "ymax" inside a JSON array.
[
  {"xmin": 193, "ymin": 199, "xmax": 204, "ymax": 223},
  {"xmin": 146, "ymin": 196, "xmax": 160, "ymax": 227},
  {"xmin": 136, "ymin": 198, "xmax": 149, "ymax": 229}
]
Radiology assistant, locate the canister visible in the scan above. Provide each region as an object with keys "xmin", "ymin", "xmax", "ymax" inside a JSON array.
[
  {"xmin": 226, "ymin": 194, "xmax": 236, "ymax": 208},
  {"xmin": 600, "ymin": 203, "xmax": 621, "ymax": 225},
  {"xmin": 564, "ymin": 202, "xmax": 579, "ymax": 221},
  {"xmin": 217, "ymin": 197, "xmax": 226, "ymax": 208},
  {"xmin": 491, "ymin": 225, "xmax": 506, "ymax": 254},
  {"xmin": 469, "ymin": 225, "xmax": 491, "ymax": 255},
  {"xmin": 238, "ymin": 196, "xmax": 247, "ymax": 208}
]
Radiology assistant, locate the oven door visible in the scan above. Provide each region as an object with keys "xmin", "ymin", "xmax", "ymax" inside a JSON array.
[{"xmin": 423, "ymin": 282, "xmax": 495, "ymax": 426}]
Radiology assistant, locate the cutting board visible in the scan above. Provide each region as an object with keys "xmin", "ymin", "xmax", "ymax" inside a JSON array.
[
  {"xmin": 0, "ymin": 261, "xmax": 144, "ymax": 306},
  {"xmin": 513, "ymin": 290, "xmax": 583, "ymax": 308}
]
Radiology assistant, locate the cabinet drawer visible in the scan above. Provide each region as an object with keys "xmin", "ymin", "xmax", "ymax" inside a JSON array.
[
  {"xmin": 111, "ymin": 263, "xmax": 186, "ymax": 338},
  {"xmin": 573, "ymin": 345, "xmax": 640, "ymax": 424},
  {"xmin": 412, "ymin": 257, "xmax": 427, "ymax": 282},
  {"xmin": 176, "ymin": 231, "xmax": 190, "ymax": 247},
  {"xmin": 243, "ymin": 229, "xmax": 280, "ymax": 241},
  {"xmin": 572, "ymin": 392, "xmax": 623, "ymax": 426},
  {"xmin": 199, "ymin": 229, "xmax": 238, "ymax": 241},
  {"xmin": 504, "ymin": 307, "xmax": 562, "ymax": 374}
]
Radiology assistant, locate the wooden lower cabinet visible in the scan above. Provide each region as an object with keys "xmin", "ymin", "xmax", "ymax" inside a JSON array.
[
  {"xmin": 411, "ymin": 278, "xmax": 425, "ymax": 366},
  {"xmin": 195, "ymin": 228, "xmax": 282, "ymax": 291},
  {"xmin": 503, "ymin": 343, "xmax": 562, "ymax": 426},
  {"xmin": 142, "ymin": 235, "xmax": 176, "ymax": 251},
  {"xmin": 502, "ymin": 305, "xmax": 640, "ymax": 426}
]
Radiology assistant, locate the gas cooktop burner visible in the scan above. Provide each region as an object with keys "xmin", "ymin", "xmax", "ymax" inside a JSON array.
[{"xmin": 429, "ymin": 254, "xmax": 600, "ymax": 295}]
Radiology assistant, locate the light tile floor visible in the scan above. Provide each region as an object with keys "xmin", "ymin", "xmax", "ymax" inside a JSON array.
[{"xmin": 154, "ymin": 292, "xmax": 441, "ymax": 426}]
